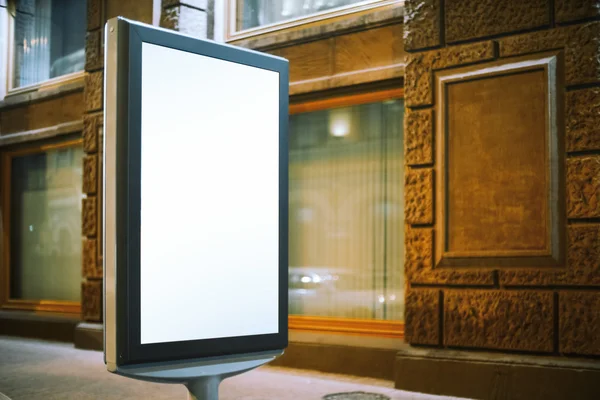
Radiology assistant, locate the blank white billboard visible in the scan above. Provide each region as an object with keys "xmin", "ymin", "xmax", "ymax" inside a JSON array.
[{"xmin": 139, "ymin": 43, "xmax": 280, "ymax": 345}]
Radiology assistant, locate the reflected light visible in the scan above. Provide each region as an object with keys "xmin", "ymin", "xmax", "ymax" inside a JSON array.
[
  {"xmin": 329, "ymin": 108, "xmax": 351, "ymax": 137},
  {"xmin": 312, "ymin": 275, "xmax": 322, "ymax": 283},
  {"xmin": 300, "ymin": 276, "xmax": 311, "ymax": 283},
  {"xmin": 378, "ymin": 295, "xmax": 385, "ymax": 303}
]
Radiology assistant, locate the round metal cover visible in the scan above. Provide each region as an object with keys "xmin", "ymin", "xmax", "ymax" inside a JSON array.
[{"xmin": 323, "ymin": 392, "xmax": 391, "ymax": 400}]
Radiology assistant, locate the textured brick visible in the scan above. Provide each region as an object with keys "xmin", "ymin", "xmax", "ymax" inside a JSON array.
[
  {"xmin": 405, "ymin": 168, "xmax": 433, "ymax": 224},
  {"xmin": 405, "ymin": 41, "xmax": 495, "ymax": 107},
  {"xmin": 82, "ymin": 280, "xmax": 102, "ymax": 321},
  {"xmin": 405, "ymin": 289, "xmax": 440, "ymax": 345},
  {"xmin": 565, "ymin": 22, "xmax": 600, "ymax": 86},
  {"xmin": 445, "ymin": 0, "xmax": 549, "ymax": 43},
  {"xmin": 567, "ymin": 88, "xmax": 600, "ymax": 152},
  {"xmin": 85, "ymin": 29, "xmax": 103, "ymax": 72},
  {"xmin": 84, "ymin": 71, "xmax": 103, "ymax": 112},
  {"xmin": 83, "ymin": 155, "xmax": 98, "ymax": 195},
  {"xmin": 499, "ymin": 224, "xmax": 600, "ymax": 286},
  {"xmin": 82, "ymin": 197, "xmax": 97, "ymax": 237},
  {"xmin": 405, "ymin": 227, "xmax": 495, "ymax": 285},
  {"xmin": 405, "ymin": 108, "xmax": 433, "ymax": 165},
  {"xmin": 556, "ymin": 0, "xmax": 600, "ymax": 24},
  {"xmin": 567, "ymin": 156, "xmax": 600, "ymax": 219},
  {"xmin": 87, "ymin": 0, "xmax": 102, "ymax": 31},
  {"xmin": 82, "ymin": 238, "xmax": 100, "ymax": 279},
  {"xmin": 83, "ymin": 113, "xmax": 101, "ymax": 154},
  {"xmin": 161, "ymin": 4, "xmax": 207, "ymax": 37},
  {"xmin": 560, "ymin": 291, "xmax": 600, "ymax": 355},
  {"xmin": 499, "ymin": 22, "xmax": 600, "ymax": 87},
  {"xmin": 444, "ymin": 291, "xmax": 554, "ymax": 352},
  {"xmin": 404, "ymin": 0, "xmax": 441, "ymax": 51}
]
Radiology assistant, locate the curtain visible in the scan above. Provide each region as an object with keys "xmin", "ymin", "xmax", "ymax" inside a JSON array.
[{"xmin": 288, "ymin": 99, "xmax": 405, "ymax": 321}]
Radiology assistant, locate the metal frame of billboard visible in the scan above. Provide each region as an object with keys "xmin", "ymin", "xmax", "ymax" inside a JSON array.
[{"xmin": 103, "ymin": 17, "xmax": 289, "ymax": 371}]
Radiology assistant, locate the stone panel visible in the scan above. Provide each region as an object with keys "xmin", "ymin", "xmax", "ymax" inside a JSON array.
[
  {"xmin": 84, "ymin": 71, "xmax": 104, "ymax": 112},
  {"xmin": 405, "ymin": 168, "xmax": 433, "ymax": 224},
  {"xmin": 85, "ymin": 29, "xmax": 103, "ymax": 72},
  {"xmin": 405, "ymin": 108, "xmax": 433, "ymax": 165},
  {"xmin": 82, "ymin": 197, "xmax": 97, "ymax": 237},
  {"xmin": 499, "ymin": 22, "xmax": 600, "ymax": 87},
  {"xmin": 83, "ymin": 155, "xmax": 98, "ymax": 195},
  {"xmin": 87, "ymin": 0, "xmax": 102, "ymax": 31},
  {"xmin": 82, "ymin": 280, "xmax": 102, "ymax": 321},
  {"xmin": 334, "ymin": 25, "xmax": 404, "ymax": 74},
  {"xmin": 82, "ymin": 238, "xmax": 100, "ymax": 279},
  {"xmin": 405, "ymin": 227, "xmax": 495, "ymax": 285},
  {"xmin": 556, "ymin": 0, "xmax": 600, "ymax": 24},
  {"xmin": 405, "ymin": 41, "xmax": 495, "ymax": 107},
  {"xmin": 567, "ymin": 156, "xmax": 600, "ymax": 219},
  {"xmin": 560, "ymin": 291, "xmax": 600, "ymax": 355},
  {"xmin": 270, "ymin": 40, "xmax": 332, "ymax": 84},
  {"xmin": 405, "ymin": 289, "xmax": 440, "ymax": 345},
  {"xmin": 499, "ymin": 224, "xmax": 600, "ymax": 286},
  {"xmin": 403, "ymin": 0, "xmax": 441, "ymax": 51},
  {"xmin": 83, "ymin": 113, "xmax": 101, "ymax": 154},
  {"xmin": 0, "ymin": 92, "xmax": 84, "ymax": 135},
  {"xmin": 445, "ymin": 0, "xmax": 549, "ymax": 43},
  {"xmin": 566, "ymin": 88, "xmax": 600, "ymax": 152},
  {"xmin": 161, "ymin": 4, "xmax": 207, "ymax": 37},
  {"xmin": 444, "ymin": 291, "xmax": 554, "ymax": 352}
]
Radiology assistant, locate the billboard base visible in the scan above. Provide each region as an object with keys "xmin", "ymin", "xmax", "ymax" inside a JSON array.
[{"xmin": 113, "ymin": 350, "xmax": 282, "ymax": 399}]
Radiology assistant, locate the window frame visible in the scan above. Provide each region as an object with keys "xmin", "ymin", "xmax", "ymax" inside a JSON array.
[
  {"xmin": 288, "ymin": 86, "xmax": 404, "ymax": 338},
  {"xmin": 225, "ymin": 0, "xmax": 402, "ymax": 42},
  {"xmin": 0, "ymin": 138, "xmax": 83, "ymax": 315},
  {"xmin": 4, "ymin": 0, "xmax": 85, "ymax": 97}
]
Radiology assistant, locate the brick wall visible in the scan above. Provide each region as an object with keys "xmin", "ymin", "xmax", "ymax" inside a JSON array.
[{"xmin": 403, "ymin": 0, "xmax": 600, "ymax": 357}]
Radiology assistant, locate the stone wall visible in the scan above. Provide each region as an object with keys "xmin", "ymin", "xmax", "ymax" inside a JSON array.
[{"xmin": 404, "ymin": 0, "xmax": 600, "ymax": 357}]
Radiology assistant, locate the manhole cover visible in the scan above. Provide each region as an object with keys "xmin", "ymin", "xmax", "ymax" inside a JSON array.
[{"xmin": 323, "ymin": 392, "xmax": 390, "ymax": 400}]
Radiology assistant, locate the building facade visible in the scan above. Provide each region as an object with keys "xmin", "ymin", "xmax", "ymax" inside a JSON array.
[{"xmin": 0, "ymin": 0, "xmax": 599, "ymax": 399}]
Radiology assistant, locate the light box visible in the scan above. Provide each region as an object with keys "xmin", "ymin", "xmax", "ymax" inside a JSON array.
[{"xmin": 103, "ymin": 18, "xmax": 288, "ymax": 370}]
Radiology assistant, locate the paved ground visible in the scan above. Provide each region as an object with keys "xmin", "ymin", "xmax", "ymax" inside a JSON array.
[{"xmin": 0, "ymin": 336, "xmax": 468, "ymax": 400}]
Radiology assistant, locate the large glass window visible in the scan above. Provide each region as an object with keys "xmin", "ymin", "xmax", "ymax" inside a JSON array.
[
  {"xmin": 237, "ymin": 0, "xmax": 372, "ymax": 31},
  {"xmin": 289, "ymin": 97, "xmax": 405, "ymax": 322},
  {"xmin": 10, "ymin": 0, "xmax": 86, "ymax": 89},
  {"xmin": 2, "ymin": 141, "xmax": 83, "ymax": 310}
]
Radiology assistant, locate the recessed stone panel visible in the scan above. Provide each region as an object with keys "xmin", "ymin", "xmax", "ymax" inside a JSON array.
[
  {"xmin": 82, "ymin": 197, "xmax": 97, "ymax": 237},
  {"xmin": 83, "ymin": 155, "xmax": 97, "ymax": 195},
  {"xmin": 84, "ymin": 71, "xmax": 103, "ymax": 112},
  {"xmin": 435, "ymin": 53, "xmax": 565, "ymax": 268}
]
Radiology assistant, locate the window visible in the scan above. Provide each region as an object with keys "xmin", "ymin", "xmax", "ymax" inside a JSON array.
[
  {"xmin": 229, "ymin": 0, "xmax": 397, "ymax": 40},
  {"xmin": 8, "ymin": 0, "xmax": 86, "ymax": 90},
  {"xmin": 1, "ymin": 140, "xmax": 83, "ymax": 313},
  {"xmin": 288, "ymin": 89, "xmax": 405, "ymax": 337}
]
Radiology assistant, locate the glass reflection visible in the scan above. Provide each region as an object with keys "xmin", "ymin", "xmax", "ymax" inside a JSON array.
[
  {"xmin": 9, "ymin": 145, "xmax": 83, "ymax": 302},
  {"xmin": 289, "ymin": 99, "xmax": 405, "ymax": 321}
]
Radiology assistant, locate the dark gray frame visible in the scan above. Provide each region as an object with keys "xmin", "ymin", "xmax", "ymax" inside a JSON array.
[{"xmin": 108, "ymin": 17, "xmax": 289, "ymax": 367}]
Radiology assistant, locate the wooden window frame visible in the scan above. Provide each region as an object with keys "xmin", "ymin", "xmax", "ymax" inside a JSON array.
[
  {"xmin": 288, "ymin": 86, "xmax": 404, "ymax": 338},
  {"xmin": 225, "ymin": 0, "xmax": 401, "ymax": 42},
  {"xmin": 0, "ymin": 138, "xmax": 83, "ymax": 314}
]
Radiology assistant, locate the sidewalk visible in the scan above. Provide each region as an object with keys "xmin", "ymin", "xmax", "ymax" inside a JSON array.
[{"xmin": 0, "ymin": 336, "xmax": 468, "ymax": 400}]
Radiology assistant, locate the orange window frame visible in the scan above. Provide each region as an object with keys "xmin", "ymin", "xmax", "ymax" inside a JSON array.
[
  {"xmin": 0, "ymin": 139, "xmax": 83, "ymax": 315},
  {"xmin": 287, "ymin": 87, "xmax": 404, "ymax": 338}
]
